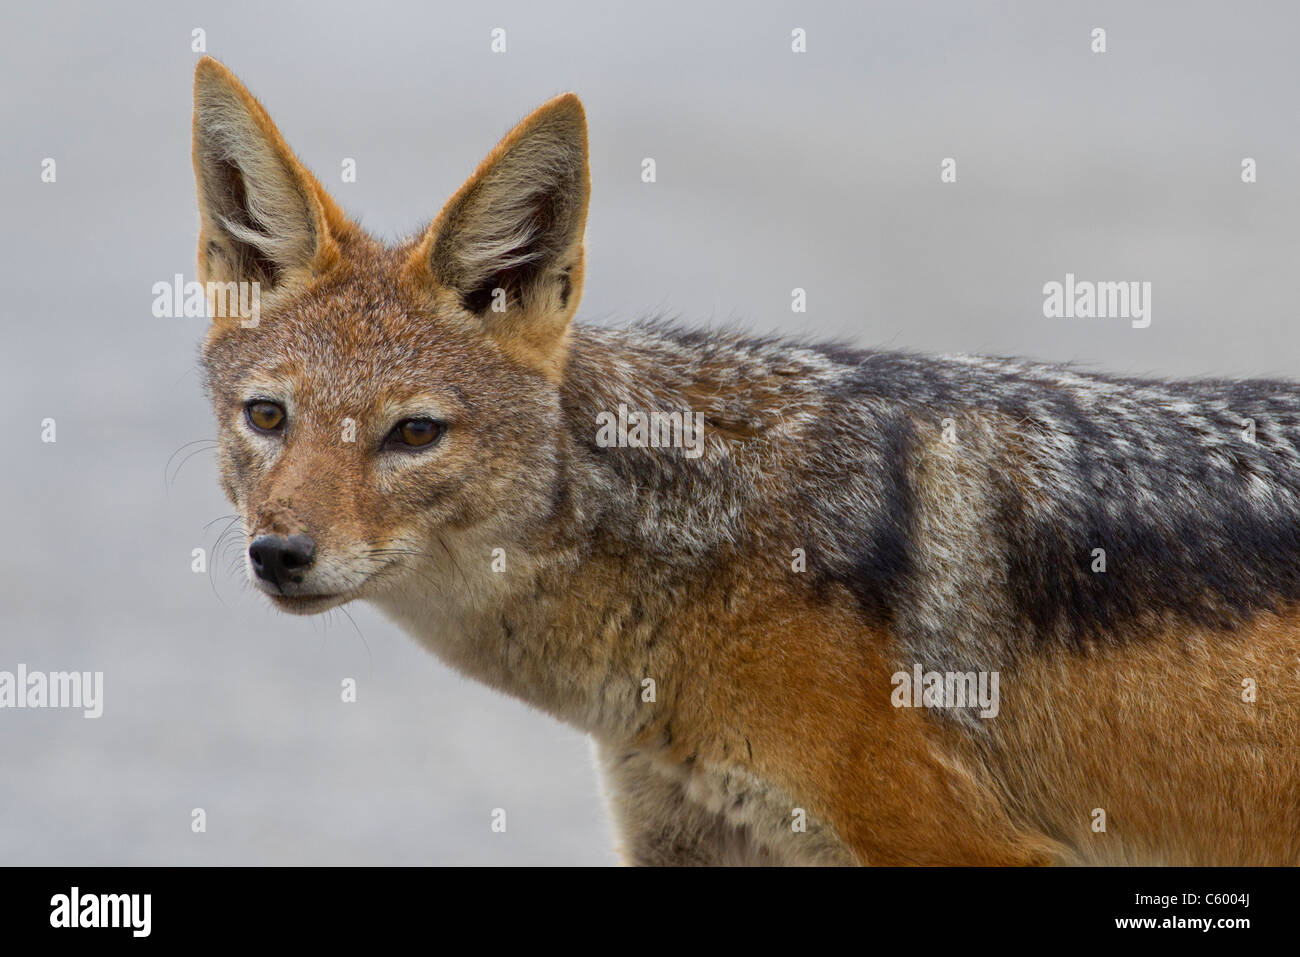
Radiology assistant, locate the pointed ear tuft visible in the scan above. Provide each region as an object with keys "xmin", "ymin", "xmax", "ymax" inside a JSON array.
[
  {"xmin": 192, "ymin": 57, "xmax": 345, "ymax": 294},
  {"xmin": 408, "ymin": 93, "xmax": 591, "ymax": 377}
]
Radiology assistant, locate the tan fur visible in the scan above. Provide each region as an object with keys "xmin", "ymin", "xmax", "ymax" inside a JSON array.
[{"xmin": 984, "ymin": 615, "xmax": 1300, "ymax": 865}]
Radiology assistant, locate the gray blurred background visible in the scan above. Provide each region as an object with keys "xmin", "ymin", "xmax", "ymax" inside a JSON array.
[{"xmin": 1, "ymin": 1, "xmax": 1297, "ymax": 865}]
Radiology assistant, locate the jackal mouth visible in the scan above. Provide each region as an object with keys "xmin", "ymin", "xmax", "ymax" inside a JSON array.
[{"xmin": 267, "ymin": 591, "xmax": 350, "ymax": 615}]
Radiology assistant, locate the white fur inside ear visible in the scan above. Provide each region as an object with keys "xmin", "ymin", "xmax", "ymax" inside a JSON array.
[
  {"xmin": 195, "ymin": 87, "xmax": 317, "ymax": 276},
  {"xmin": 433, "ymin": 120, "xmax": 587, "ymax": 310}
]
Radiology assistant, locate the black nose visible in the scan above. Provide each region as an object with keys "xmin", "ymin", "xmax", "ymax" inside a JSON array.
[{"xmin": 249, "ymin": 534, "xmax": 316, "ymax": 589}]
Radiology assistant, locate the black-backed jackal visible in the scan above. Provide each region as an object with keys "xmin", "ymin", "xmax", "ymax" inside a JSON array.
[{"xmin": 192, "ymin": 57, "xmax": 1300, "ymax": 865}]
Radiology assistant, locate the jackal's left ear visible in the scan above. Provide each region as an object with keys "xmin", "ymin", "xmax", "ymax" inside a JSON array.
[{"xmin": 407, "ymin": 94, "xmax": 590, "ymax": 379}]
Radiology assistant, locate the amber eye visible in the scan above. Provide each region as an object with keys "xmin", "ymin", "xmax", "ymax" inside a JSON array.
[
  {"xmin": 387, "ymin": 418, "xmax": 444, "ymax": 450},
  {"xmin": 245, "ymin": 401, "xmax": 286, "ymax": 433}
]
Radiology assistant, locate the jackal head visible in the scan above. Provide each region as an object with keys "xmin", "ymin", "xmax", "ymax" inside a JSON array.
[{"xmin": 192, "ymin": 57, "xmax": 589, "ymax": 616}]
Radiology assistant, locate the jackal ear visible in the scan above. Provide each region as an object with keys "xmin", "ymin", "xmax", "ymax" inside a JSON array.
[
  {"xmin": 408, "ymin": 94, "xmax": 590, "ymax": 378},
  {"xmin": 192, "ymin": 57, "xmax": 347, "ymax": 295}
]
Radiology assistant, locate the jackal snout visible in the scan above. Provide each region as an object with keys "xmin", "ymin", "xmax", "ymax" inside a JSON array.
[{"xmin": 248, "ymin": 533, "xmax": 316, "ymax": 590}]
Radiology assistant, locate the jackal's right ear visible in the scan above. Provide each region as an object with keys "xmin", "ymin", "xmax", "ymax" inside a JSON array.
[{"xmin": 192, "ymin": 57, "xmax": 347, "ymax": 293}]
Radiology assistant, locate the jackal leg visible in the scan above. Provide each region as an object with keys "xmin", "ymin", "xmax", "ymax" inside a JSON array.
[{"xmin": 595, "ymin": 743, "xmax": 776, "ymax": 866}]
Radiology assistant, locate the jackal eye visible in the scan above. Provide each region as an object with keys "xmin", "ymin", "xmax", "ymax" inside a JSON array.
[
  {"xmin": 245, "ymin": 401, "xmax": 286, "ymax": 434},
  {"xmin": 385, "ymin": 418, "xmax": 445, "ymax": 450}
]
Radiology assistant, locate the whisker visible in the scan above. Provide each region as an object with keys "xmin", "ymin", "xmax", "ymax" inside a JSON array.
[
  {"xmin": 359, "ymin": 549, "xmax": 454, "ymax": 599},
  {"xmin": 206, "ymin": 514, "xmax": 245, "ymax": 606},
  {"xmin": 168, "ymin": 444, "xmax": 219, "ymax": 489},
  {"xmin": 339, "ymin": 606, "xmax": 374, "ymax": 674},
  {"xmin": 164, "ymin": 439, "xmax": 218, "ymax": 492},
  {"xmin": 435, "ymin": 533, "xmax": 473, "ymax": 592}
]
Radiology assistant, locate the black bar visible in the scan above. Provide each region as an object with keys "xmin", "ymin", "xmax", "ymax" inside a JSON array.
[{"xmin": 4, "ymin": 866, "xmax": 1279, "ymax": 943}]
